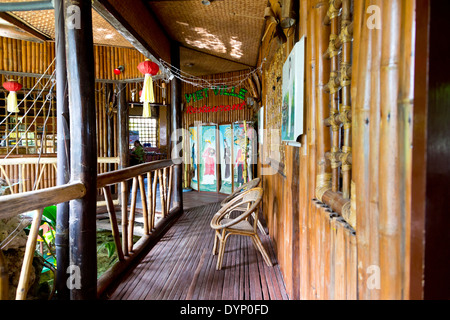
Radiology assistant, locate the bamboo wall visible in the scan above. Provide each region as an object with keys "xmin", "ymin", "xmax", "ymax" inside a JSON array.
[
  {"xmin": 259, "ymin": 0, "xmax": 416, "ymax": 300},
  {"xmin": 0, "ymin": 36, "xmax": 169, "ymax": 189}
]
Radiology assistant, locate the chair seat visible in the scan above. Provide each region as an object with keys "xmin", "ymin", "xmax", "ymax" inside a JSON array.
[{"xmin": 220, "ymin": 218, "xmax": 253, "ymax": 233}]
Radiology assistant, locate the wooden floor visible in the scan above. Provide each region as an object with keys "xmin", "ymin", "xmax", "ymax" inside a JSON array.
[{"xmin": 106, "ymin": 193, "xmax": 288, "ymax": 300}]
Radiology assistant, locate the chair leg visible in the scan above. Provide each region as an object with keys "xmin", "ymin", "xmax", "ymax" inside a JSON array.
[
  {"xmin": 212, "ymin": 230, "xmax": 219, "ymax": 255},
  {"xmin": 252, "ymin": 235, "xmax": 273, "ymax": 267},
  {"xmin": 216, "ymin": 230, "xmax": 228, "ymax": 270}
]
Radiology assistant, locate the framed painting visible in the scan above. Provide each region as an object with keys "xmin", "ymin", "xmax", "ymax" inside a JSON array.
[{"xmin": 281, "ymin": 36, "xmax": 305, "ymax": 144}]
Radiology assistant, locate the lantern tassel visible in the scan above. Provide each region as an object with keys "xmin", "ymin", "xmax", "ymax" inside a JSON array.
[
  {"xmin": 7, "ymin": 91, "xmax": 19, "ymax": 113},
  {"xmin": 140, "ymin": 74, "xmax": 155, "ymax": 117}
]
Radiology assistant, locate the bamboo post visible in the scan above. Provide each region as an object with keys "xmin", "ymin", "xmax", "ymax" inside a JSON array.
[
  {"xmin": 379, "ymin": 0, "xmax": 402, "ymax": 300},
  {"xmin": 121, "ymin": 180, "xmax": 129, "ymax": 257},
  {"xmin": 128, "ymin": 177, "xmax": 138, "ymax": 253},
  {"xmin": 103, "ymin": 186, "xmax": 124, "ymax": 261},
  {"xmin": 138, "ymin": 174, "xmax": 149, "ymax": 235},
  {"xmin": 158, "ymin": 169, "xmax": 167, "ymax": 217},
  {"xmin": 339, "ymin": 0, "xmax": 352, "ymax": 199},
  {"xmin": 152, "ymin": 170, "xmax": 158, "ymax": 228},
  {"xmin": 315, "ymin": 0, "xmax": 332, "ymax": 203},
  {"xmin": 325, "ymin": 0, "xmax": 342, "ymax": 193},
  {"xmin": 66, "ymin": 0, "xmax": 98, "ymax": 300},
  {"xmin": 166, "ymin": 165, "xmax": 173, "ymax": 213},
  {"xmin": 54, "ymin": 0, "xmax": 71, "ymax": 300},
  {"xmin": 170, "ymin": 42, "xmax": 183, "ymax": 210},
  {"xmin": 353, "ymin": 0, "xmax": 373, "ymax": 300},
  {"xmin": 16, "ymin": 209, "xmax": 44, "ymax": 300}
]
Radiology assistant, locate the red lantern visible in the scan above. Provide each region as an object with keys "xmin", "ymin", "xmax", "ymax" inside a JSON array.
[
  {"xmin": 137, "ymin": 59, "xmax": 159, "ymax": 76},
  {"xmin": 137, "ymin": 59, "xmax": 159, "ymax": 117},
  {"xmin": 3, "ymin": 80, "xmax": 23, "ymax": 113}
]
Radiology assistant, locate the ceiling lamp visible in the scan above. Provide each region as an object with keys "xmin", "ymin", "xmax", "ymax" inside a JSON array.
[{"xmin": 114, "ymin": 65, "xmax": 125, "ymax": 75}]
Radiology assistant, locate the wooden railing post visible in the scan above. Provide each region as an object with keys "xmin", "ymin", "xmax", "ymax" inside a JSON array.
[{"xmin": 66, "ymin": 0, "xmax": 98, "ymax": 300}]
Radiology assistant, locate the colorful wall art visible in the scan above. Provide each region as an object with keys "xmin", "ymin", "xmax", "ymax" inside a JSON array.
[
  {"xmin": 189, "ymin": 126, "xmax": 198, "ymax": 191},
  {"xmin": 199, "ymin": 125, "xmax": 218, "ymax": 192},
  {"xmin": 233, "ymin": 121, "xmax": 256, "ymax": 191},
  {"xmin": 219, "ymin": 124, "xmax": 233, "ymax": 194}
]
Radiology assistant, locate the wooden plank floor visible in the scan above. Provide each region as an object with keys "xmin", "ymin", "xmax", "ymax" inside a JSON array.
[{"xmin": 106, "ymin": 195, "xmax": 289, "ymax": 300}]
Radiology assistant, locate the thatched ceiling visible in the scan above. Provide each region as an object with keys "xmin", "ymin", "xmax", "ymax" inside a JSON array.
[{"xmin": 0, "ymin": 0, "xmax": 268, "ymax": 76}]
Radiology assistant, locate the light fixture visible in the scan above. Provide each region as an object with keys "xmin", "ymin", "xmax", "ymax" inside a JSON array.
[{"xmin": 202, "ymin": 0, "xmax": 211, "ymax": 5}]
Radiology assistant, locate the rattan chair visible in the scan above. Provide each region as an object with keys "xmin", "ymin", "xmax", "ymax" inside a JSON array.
[
  {"xmin": 211, "ymin": 187, "xmax": 273, "ymax": 270},
  {"xmin": 220, "ymin": 178, "xmax": 267, "ymax": 234}
]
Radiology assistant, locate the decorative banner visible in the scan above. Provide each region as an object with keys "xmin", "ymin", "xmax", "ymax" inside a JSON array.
[
  {"xmin": 185, "ymin": 86, "xmax": 248, "ymax": 104},
  {"xmin": 185, "ymin": 101, "xmax": 246, "ymax": 114},
  {"xmin": 189, "ymin": 126, "xmax": 198, "ymax": 191},
  {"xmin": 199, "ymin": 125, "xmax": 218, "ymax": 192},
  {"xmin": 219, "ymin": 124, "xmax": 232, "ymax": 194}
]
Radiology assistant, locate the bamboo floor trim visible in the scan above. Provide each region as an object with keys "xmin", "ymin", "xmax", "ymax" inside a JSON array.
[{"xmin": 106, "ymin": 201, "xmax": 288, "ymax": 300}]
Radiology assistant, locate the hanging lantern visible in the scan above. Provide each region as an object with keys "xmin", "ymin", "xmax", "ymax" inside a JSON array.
[
  {"xmin": 137, "ymin": 59, "xmax": 159, "ymax": 117},
  {"xmin": 3, "ymin": 80, "xmax": 23, "ymax": 113}
]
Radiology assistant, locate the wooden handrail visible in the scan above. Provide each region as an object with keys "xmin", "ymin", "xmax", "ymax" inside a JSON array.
[
  {"xmin": 97, "ymin": 158, "xmax": 180, "ymax": 188},
  {"xmin": 0, "ymin": 182, "xmax": 86, "ymax": 219}
]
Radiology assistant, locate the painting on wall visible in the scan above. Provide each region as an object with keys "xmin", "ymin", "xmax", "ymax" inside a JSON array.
[
  {"xmin": 219, "ymin": 124, "xmax": 233, "ymax": 194},
  {"xmin": 189, "ymin": 126, "xmax": 198, "ymax": 191},
  {"xmin": 233, "ymin": 121, "xmax": 256, "ymax": 190},
  {"xmin": 199, "ymin": 125, "xmax": 218, "ymax": 192},
  {"xmin": 281, "ymin": 36, "xmax": 305, "ymax": 144}
]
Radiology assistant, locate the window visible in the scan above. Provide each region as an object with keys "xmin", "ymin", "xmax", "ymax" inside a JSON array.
[{"xmin": 129, "ymin": 116, "xmax": 158, "ymax": 148}]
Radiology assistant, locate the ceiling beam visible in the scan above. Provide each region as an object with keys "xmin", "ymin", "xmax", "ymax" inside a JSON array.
[
  {"xmin": 0, "ymin": 12, "xmax": 50, "ymax": 41},
  {"xmin": 0, "ymin": 1, "xmax": 54, "ymax": 12},
  {"xmin": 92, "ymin": 0, "xmax": 171, "ymax": 65}
]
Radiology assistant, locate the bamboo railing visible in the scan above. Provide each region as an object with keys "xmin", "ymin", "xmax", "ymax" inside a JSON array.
[
  {"xmin": 96, "ymin": 159, "xmax": 180, "ymax": 297},
  {"xmin": 0, "ymin": 158, "xmax": 180, "ymax": 300},
  {"xmin": 0, "ymin": 182, "xmax": 86, "ymax": 300},
  {"xmin": 0, "ymin": 156, "xmax": 120, "ymax": 194}
]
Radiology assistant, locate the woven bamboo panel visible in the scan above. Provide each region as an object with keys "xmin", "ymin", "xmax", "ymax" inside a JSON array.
[
  {"xmin": 147, "ymin": 0, "xmax": 266, "ymax": 68},
  {"xmin": 0, "ymin": 0, "xmax": 133, "ymax": 48},
  {"xmin": 181, "ymin": 46, "xmax": 250, "ymax": 76}
]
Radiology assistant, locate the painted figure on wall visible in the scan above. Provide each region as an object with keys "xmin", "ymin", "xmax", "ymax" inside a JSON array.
[
  {"xmin": 189, "ymin": 127, "xmax": 198, "ymax": 190},
  {"xmin": 219, "ymin": 124, "xmax": 233, "ymax": 194},
  {"xmin": 223, "ymin": 139, "xmax": 231, "ymax": 179},
  {"xmin": 199, "ymin": 125, "xmax": 218, "ymax": 192},
  {"xmin": 202, "ymin": 140, "xmax": 216, "ymax": 177}
]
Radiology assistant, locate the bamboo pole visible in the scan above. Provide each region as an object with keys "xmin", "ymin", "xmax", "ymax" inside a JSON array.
[
  {"xmin": 397, "ymin": 0, "xmax": 416, "ymax": 299},
  {"xmin": 379, "ymin": 0, "xmax": 402, "ymax": 300},
  {"xmin": 121, "ymin": 180, "xmax": 129, "ymax": 256},
  {"xmin": 103, "ymin": 186, "xmax": 124, "ymax": 261},
  {"xmin": 315, "ymin": 0, "xmax": 332, "ymax": 204},
  {"xmin": 16, "ymin": 209, "xmax": 44, "ymax": 300},
  {"xmin": 352, "ymin": 0, "xmax": 373, "ymax": 300},
  {"xmin": 138, "ymin": 174, "xmax": 149, "ymax": 235},
  {"xmin": 128, "ymin": 177, "xmax": 138, "ymax": 253},
  {"xmin": 367, "ymin": 0, "xmax": 382, "ymax": 301}
]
